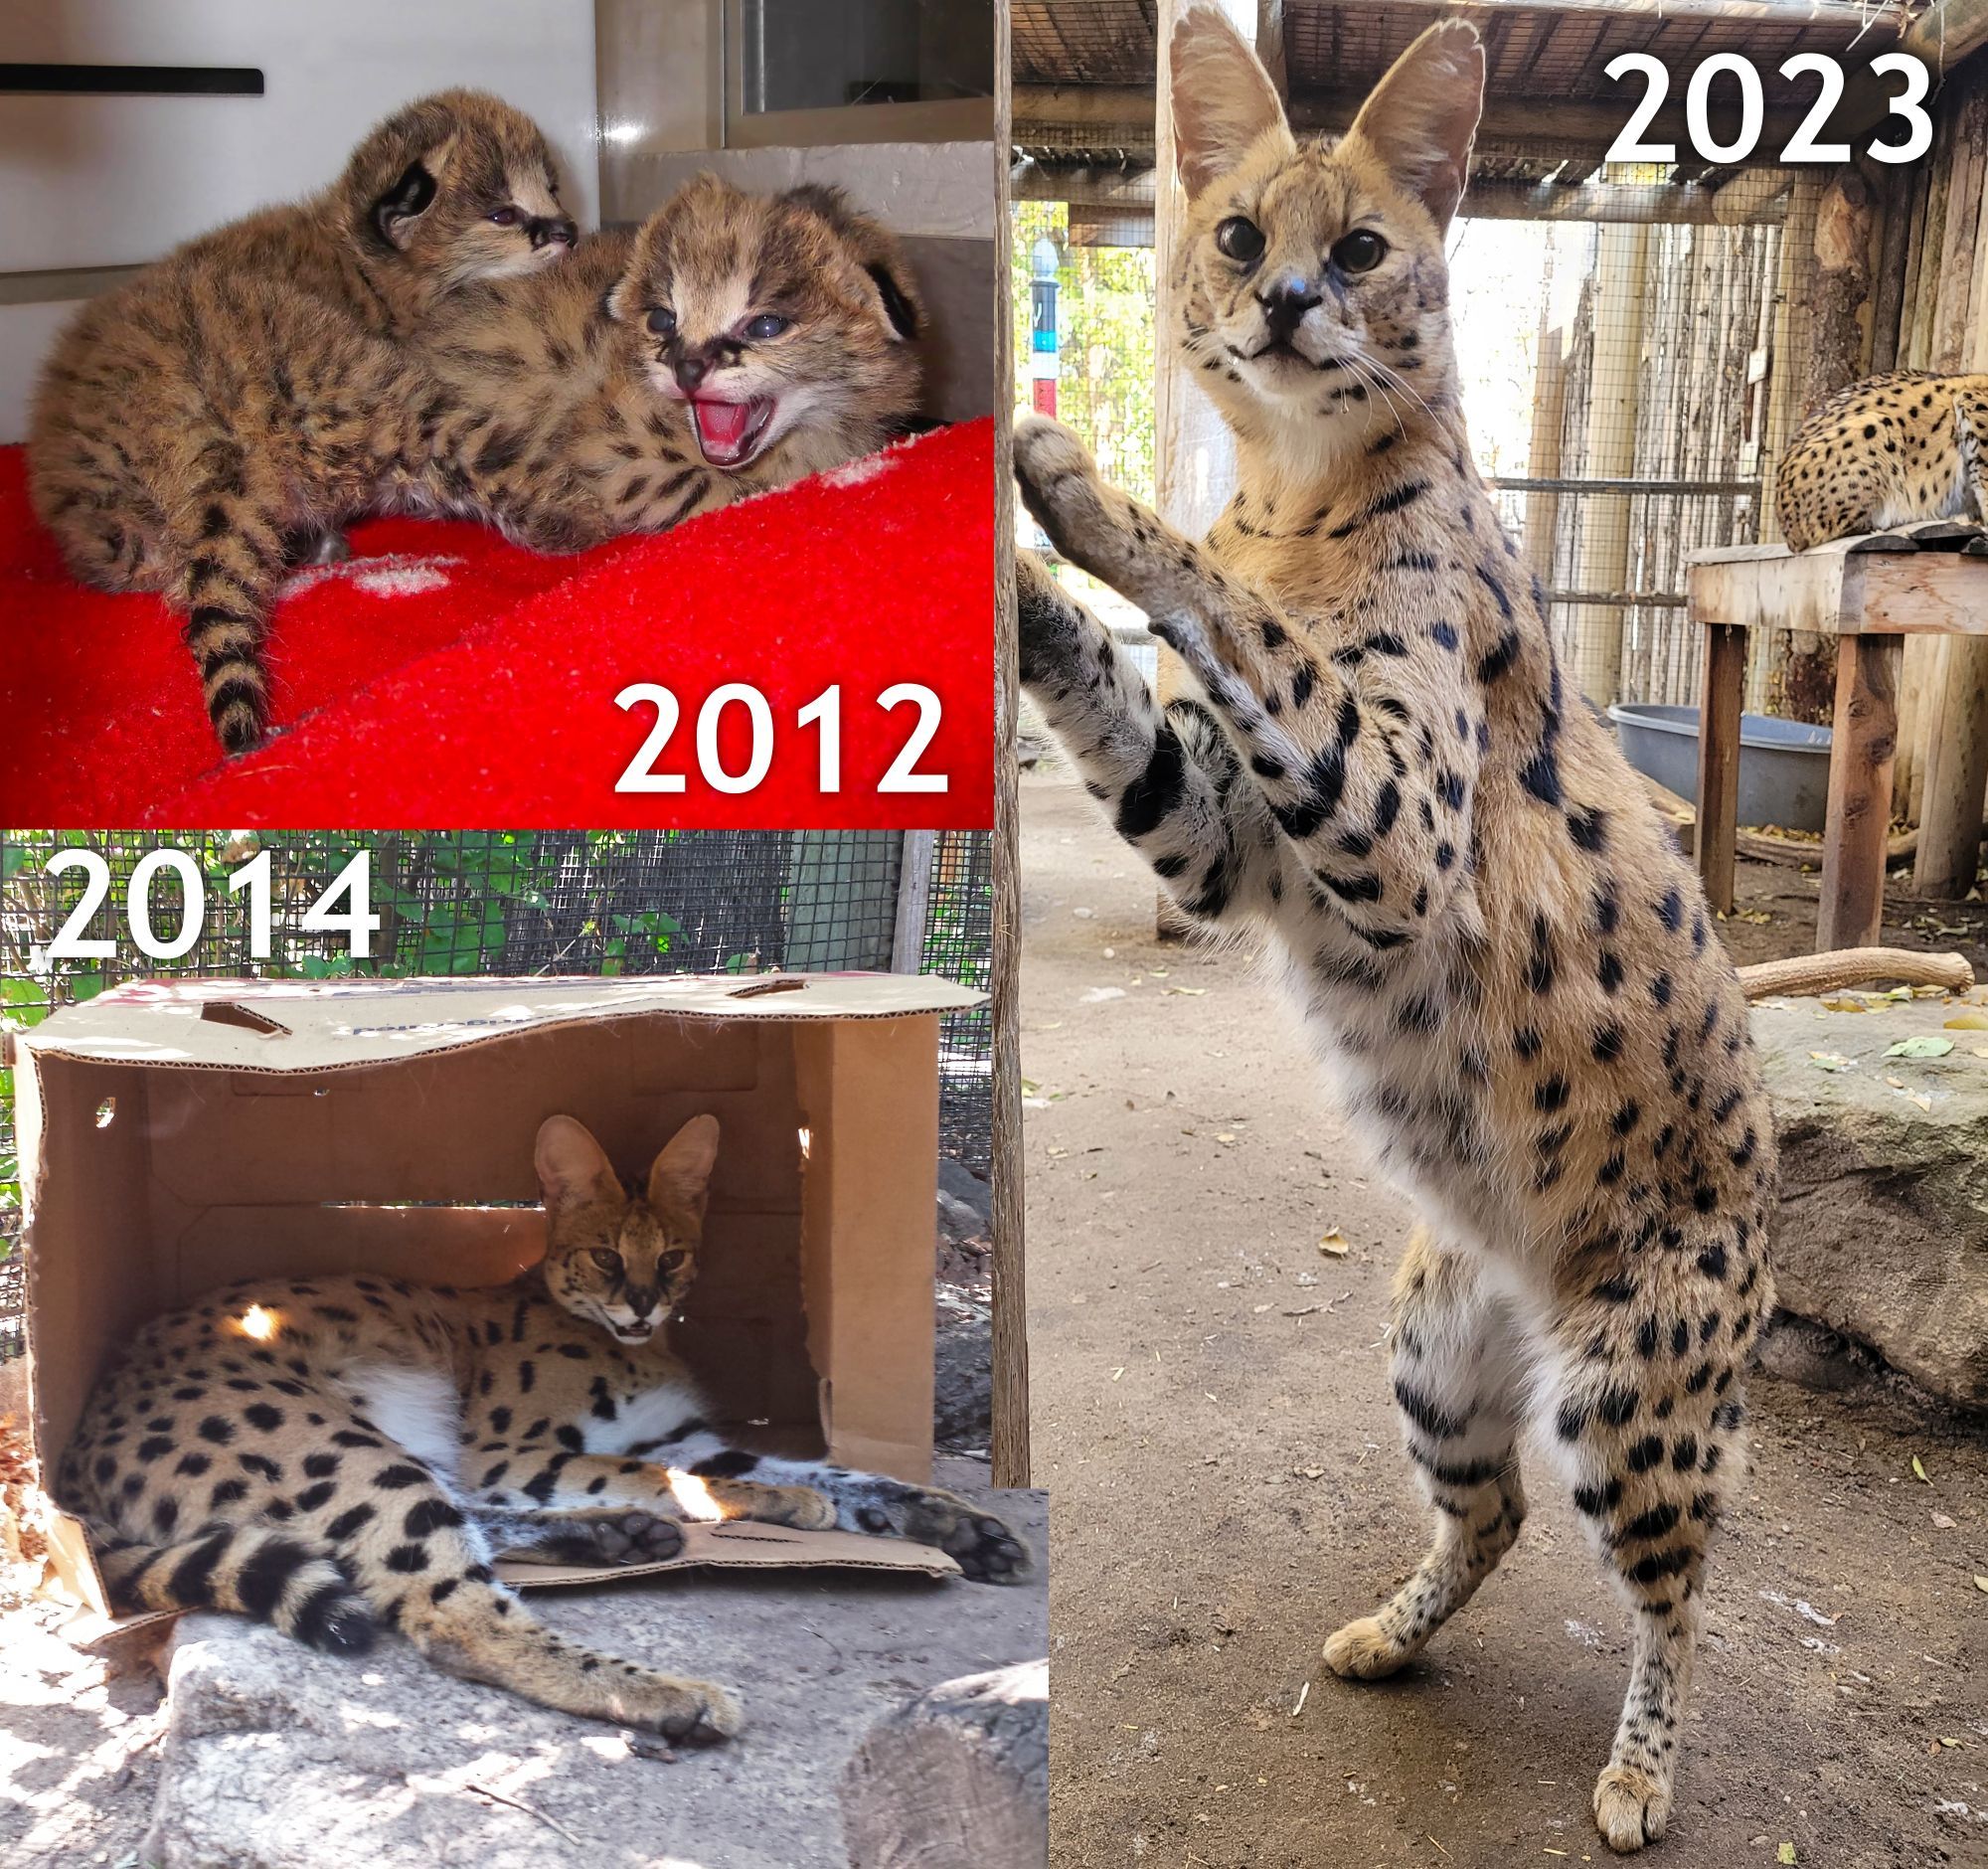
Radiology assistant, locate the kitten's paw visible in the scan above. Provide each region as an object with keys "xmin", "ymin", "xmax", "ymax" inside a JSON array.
[
  {"xmin": 865, "ymin": 1488, "xmax": 1033, "ymax": 1584},
  {"xmin": 1322, "ymin": 1614, "xmax": 1413, "ymax": 1680},
  {"xmin": 1592, "ymin": 1764, "xmax": 1671, "ymax": 1853},
  {"xmin": 1013, "ymin": 416, "xmax": 1113, "ymax": 566},
  {"xmin": 627, "ymin": 1674, "xmax": 743, "ymax": 1746}
]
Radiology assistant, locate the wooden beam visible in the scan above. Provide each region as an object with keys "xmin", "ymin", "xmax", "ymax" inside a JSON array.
[{"xmin": 1013, "ymin": 164, "xmax": 1789, "ymax": 227}]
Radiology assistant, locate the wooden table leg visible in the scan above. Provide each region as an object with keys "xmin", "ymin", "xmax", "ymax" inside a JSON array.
[
  {"xmin": 1695, "ymin": 621, "xmax": 1745, "ymax": 914},
  {"xmin": 1817, "ymin": 632, "xmax": 1903, "ymax": 953}
]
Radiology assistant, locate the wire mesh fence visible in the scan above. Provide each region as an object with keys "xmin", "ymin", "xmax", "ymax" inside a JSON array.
[{"xmin": 0, "ymin": 828, "xmax": 991, "ymax": 1359}]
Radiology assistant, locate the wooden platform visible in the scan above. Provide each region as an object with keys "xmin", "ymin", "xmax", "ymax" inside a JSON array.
[{"xmin": 1685, "ymin": 522, "xmax": 1988, "ymax": 951}]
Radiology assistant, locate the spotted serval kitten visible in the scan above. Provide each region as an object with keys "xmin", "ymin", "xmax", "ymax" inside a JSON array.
[
  {"xmin": 59, "ymin": 1115, "xmax": 1025, "ymax": 1742},
  {"xmin": 28, "ymin": 91, "xmax": 577, "ymax": 754},
  {"xmin": 414, "ymin": 175, "xmax": 924, "ymax": 554},
  {"xmin": 1015, "ymin": 13, "xmax": 1773, "ymax": 1852},
  {"xmin": 1776, "ymin": 368, "xmax": 1988, "ymax": 550}
]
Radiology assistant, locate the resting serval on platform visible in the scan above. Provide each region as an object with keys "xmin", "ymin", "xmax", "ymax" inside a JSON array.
[
  {"xmin": 59, "ymin": 1115, "xmax": 1027, "ymax": 1744},
  {"xmin": 1014, "ymin": 10, "xmax": 1773, "ymax": 1853}
]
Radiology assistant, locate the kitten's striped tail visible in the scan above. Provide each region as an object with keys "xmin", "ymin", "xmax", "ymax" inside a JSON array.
[
  {"xmin": 94, "ymin": 1522, "xmax": 377, "ymax": 1653},
  {"xmin": 169, "ymin": 478, "xmax": 286, "ymax": 756}
]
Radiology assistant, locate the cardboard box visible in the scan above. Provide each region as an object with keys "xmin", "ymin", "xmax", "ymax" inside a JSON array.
[{"xmin": 13, "ymin": 972, "xmax": 984, "ymax": 1619}]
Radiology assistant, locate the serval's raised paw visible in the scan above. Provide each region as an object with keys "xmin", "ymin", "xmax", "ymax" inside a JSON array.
[
  {"xmin": 1322, "ymin": 1614, "xmax": 1414, "ymax": 1681},
  {"xmin": 1593, "ymin": 1763, "xmax": 1671, "ymax": 1854},
  {"xmin": 1013, "ymin": 415, "xmax": 1118, "ymax": 574}
]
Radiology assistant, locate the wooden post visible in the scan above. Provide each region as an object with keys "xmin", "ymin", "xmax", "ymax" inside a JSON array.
[
  {"xmin": 990, "ymin": 1, "xmax": 1028, "ymax": 1490},
  {"xmin": 1908, "ymin": 78, "xmax": 1988, "ymax": 895},
  {"xmin": 1695, "ymin": 623, "xmax": 1745, "ymax": 913},
  {"xmin": 1570, "ymin": 211, "xmax": 1649, "ymax": 707},
  {"xmin": 1523, "ymin": 315, "xmax": 1566, "ymax": 589},
  {"xmin": 1818, "ymin": 633, "xmax": 1903, "ymax": 952}
]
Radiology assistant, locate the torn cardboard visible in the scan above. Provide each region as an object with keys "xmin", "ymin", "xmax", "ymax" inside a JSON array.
[{"xmin": 15, "ymin": 972, "xmax": 984, "ymax": 1621}]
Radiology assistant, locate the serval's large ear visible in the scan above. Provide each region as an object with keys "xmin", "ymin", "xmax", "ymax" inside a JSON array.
[
  {"xmin": 1341, "ymin": 20, "xmax": 1485, "ymax": 233},
  {"xmin": 646, "ymin": 1114, "xmax": 721, "ymax": 1236},
  {"xmin": 535, "ymin": 1114, "xmax": 621, "ymax": 1213},
  {"xmin": 1169, "ymin": 5, "xmax": 1291, "ymax": 201}
]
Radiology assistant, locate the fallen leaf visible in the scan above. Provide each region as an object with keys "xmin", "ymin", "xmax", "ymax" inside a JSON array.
[
  {"xmin": 1886, "ymin": 1035, "xmax": 1954, "ymax": 1060},
  {"xmin": 1808, "ymin": 1051, "xmax": 1853, "ymax": 1072},
  {"xmin": 1216, "ymin": 1132, "xmax": 1237, "ymax": 1145},
  {"xmin": 1820, "ymin": 997, "xmax": 1869, "ymax": 1013},
  {"xmin": 1778, "ymin": 1845, "xmax": 1797, "ymax": 1866},
  {"xmin": 1944, "ymin": 1010, "xmax": 1988, "ymax": 1030},
  {"xmin": 1165, "ymin": 985, "xmax": 1207, "ymax": 997},
  {"xmin": 1292, "ymin": 1464, "xmax": 1325, "ymax": 1480},
  {"xmin": 1912, "ymin": 1454, "xmax": 1932, "ymax": 1483},
  {"xmin": 1319, "ymin": 1229, "xmax": 1351, "ymax": 1258}
]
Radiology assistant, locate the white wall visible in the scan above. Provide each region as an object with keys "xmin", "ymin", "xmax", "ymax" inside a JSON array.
[{"xmin": 0, "ymin": 0, "xmax": 599, "ymax": 440}]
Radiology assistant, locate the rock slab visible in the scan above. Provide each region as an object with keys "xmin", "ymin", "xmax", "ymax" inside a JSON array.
[
  {"xmin": 142, "ymin": 1467, "xmax": 1045, "ymax": 1869},
  {"xmin": 1753, "ymin": 994, "xmax": 1988, "ymax": 1408}
]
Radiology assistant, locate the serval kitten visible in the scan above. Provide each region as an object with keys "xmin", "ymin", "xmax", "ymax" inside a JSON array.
[
  {"xmin": 414, "ymin": 175, "xmax": 924, "ymax": 554},
  {"xmin": 1015, "ymin": 12, "xmax": 1773, "ymax": 1852},
  {"xmin": 28, "ymin": 90, "xmax": 577, "ymax": 754},
  {"xmin": 1776, "ymin": 368, "xmax": 1988, "ymax": 549},
  {"xmin": 59, "ymin": 1116, "xmax": 1026, "ymax": 1741}
]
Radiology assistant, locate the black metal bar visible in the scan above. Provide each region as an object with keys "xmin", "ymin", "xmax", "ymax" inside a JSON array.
[{"xmin": 0, "ymin": 64, "xmax": 264, "ymax": 96}]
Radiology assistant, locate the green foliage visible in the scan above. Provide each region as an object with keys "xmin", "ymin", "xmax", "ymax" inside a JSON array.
[{"xmin": 1011, "ymin": 200, "xmax": 1158, "ymax": 504}]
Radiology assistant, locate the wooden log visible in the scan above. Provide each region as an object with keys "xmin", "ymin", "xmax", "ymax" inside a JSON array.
[
  {"xmin": 1739, "ymin": 947, "xmax": 1974, "ymax": 1000},
  {"xmin": 840, "ymin": 1662, "xmax": 1049, "ymax": 1869},
  {"xmin": 1818, "ymin": 634, "xmax": 1904, "ymax": 951},
  {"xmin": 1696, "ymin": 622, "xmax": 1746, "ymax": 913},
  {"xmin": 991, "ymin": 5, "xmax": 1028, "ymax": 1492}
]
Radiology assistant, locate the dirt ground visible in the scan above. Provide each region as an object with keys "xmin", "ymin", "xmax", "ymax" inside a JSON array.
[{"xmin": 1022, "ymin": 768, "xmax": 1988, "ymax": 1869}]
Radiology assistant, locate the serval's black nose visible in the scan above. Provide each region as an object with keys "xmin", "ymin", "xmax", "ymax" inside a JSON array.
[
  {"xmin": 530, "ymin": 215, "xmax": 578, "ymax": 250},
  {"xmin": 1257, "ymin": 283, "xmax": 1322, "ymax": 343}
]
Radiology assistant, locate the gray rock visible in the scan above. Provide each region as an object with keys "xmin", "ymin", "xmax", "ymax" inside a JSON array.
[
  {"xmin": 839, "ymin": 1661, "xmax": 1048, "ymax": 1869},
  {"xmin": 934, "ymin": 1283, "xmax": 993, "ymax": 1451},
  {"xmin": 1753, "ymin": 993, "xmax": 1988, "ymax": 1408},
  {"xmin": 142, "ymin": 1467, "xmax": 1046, "ymax": 1869}
]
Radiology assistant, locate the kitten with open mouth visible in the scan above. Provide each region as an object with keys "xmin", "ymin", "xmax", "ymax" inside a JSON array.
[{"xmin": 417, "ymin": 174, "xmax": 924, "ymax": 553}]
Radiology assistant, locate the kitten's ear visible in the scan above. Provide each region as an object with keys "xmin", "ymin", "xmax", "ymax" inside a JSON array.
[
  {"xmin": 535, "ymin": 1115, "xmax": 621, "ymax": 1211},
  {"xmin": 1169, "ymin": 5, "xmax": 1290, "ymax": 200},
  {"xmin": 862, "ymin": 260, "xmax": 920, "ymax": 341},
  {"xmin": 371, "ymin": 157, "xmax": 440, "ymax": 250},
  {"xmin": 647, "ymin": 1115, "xmax": 721, "ymax": 1234},
  {"xmin": 1342, "ymin": 20, "xmax": 1484, "ymax": 233}
]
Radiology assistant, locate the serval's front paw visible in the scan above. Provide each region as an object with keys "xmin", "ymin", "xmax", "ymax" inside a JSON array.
[
  {"xmin": 1322, "ymin": 1614, "xmax": 1413, "ymax": 1681},
  {"xmin": 1015, "ymin": 549, "xmax": 1097, "ymax": 691},
  {"xmin": 1014, "ymin": 415, "xmax": 1117, "ymax": 573},
  {"xmin": 545, "ymin": 1507, "xmax": 686, "ymax": 1567},
  {"xmin": 862, "ymin": 1488, "xmax": 1033, "ymax": 1584},
  {"xmin": 1592, "ymin": 1763, "xmax": 1671, "ymax": 1854}
]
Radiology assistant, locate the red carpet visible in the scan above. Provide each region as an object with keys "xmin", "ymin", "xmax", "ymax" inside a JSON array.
[{"xmin": 0, "ymin": 421, "xmax": 993, "ymax": 829}]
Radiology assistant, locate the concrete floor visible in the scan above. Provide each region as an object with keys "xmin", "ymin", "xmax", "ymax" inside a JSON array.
[{"xmin": 1022, "ymin": 768, "xmax": 1988, "ymax": 1869}]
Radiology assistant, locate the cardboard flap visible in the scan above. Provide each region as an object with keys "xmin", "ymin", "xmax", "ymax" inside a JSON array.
[{"xmin": 22, "ymin": 973, "xmax": 986, "ymax": 1075}]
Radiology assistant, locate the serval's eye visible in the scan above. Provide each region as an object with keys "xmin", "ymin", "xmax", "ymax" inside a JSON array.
[
  {"xmin": 744, "ymin": 313, "xmax": 790, "ymax": 341},
  {"xmin": 646, "ymin": 306, "xmax": 678, "ymax": 337},
  {"xmin": 489, "ymin": 206, "xmax": 523, "ymax": 228},
  {"xmin": 588, "ymin": 1248, "xmax": 621, "ymax": 1274},
  {"xmin": 661, "ymin": 1250, "xmax": 688, "ymax": 1272},
  {"xmin": 1332, "ymin": 229, "xmax": 1388, "ymax": 274},
  {"xmin": 1216, "ymin": 217, "xmax": 1265, "ymax": 263}
]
